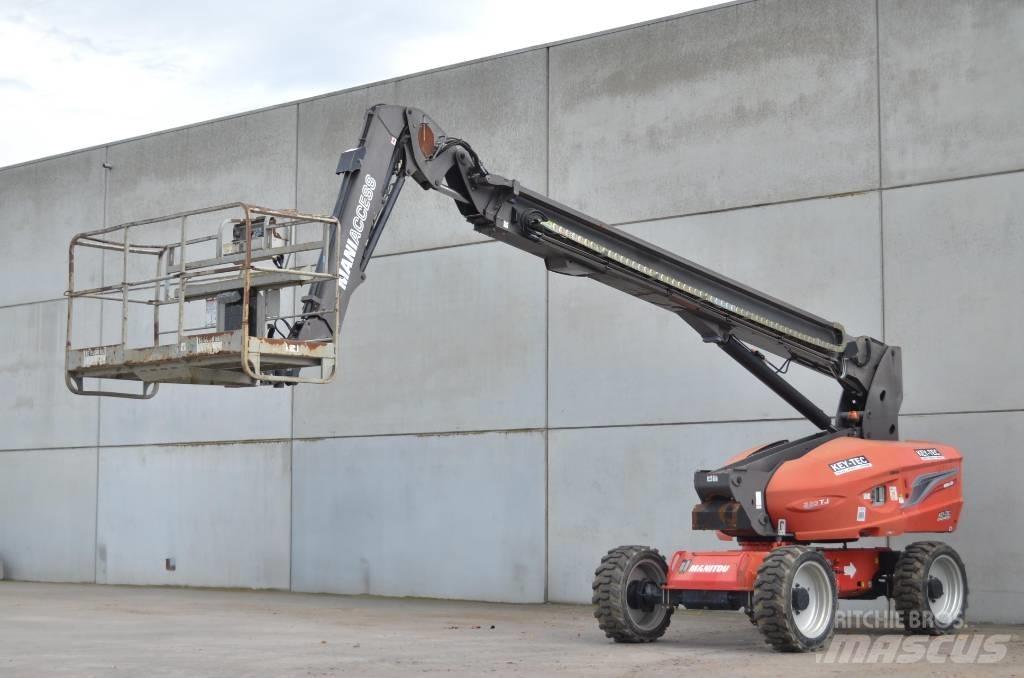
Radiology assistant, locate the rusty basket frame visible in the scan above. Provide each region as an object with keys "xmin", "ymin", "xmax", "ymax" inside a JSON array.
[{"xmin": 65, "ymin": 203, "xmax": 341, "ymax": 398}]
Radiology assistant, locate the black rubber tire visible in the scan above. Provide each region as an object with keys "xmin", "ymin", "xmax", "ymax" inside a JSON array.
[
  {"xmin": 893, "ymin": 541, "xmax": 968, "ymax": 634},
  {"xmin": 592, "ymin": 545, "xmax": 673, "ymax": 643},
  {"xmin": 752, "ymin": 546, "xmax": 837, "ymax": 652}
]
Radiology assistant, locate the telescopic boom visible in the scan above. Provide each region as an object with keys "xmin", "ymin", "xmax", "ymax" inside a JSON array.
[{"xmin": 293, "ymin": 105, "xmax": 901, "ymax": 440}]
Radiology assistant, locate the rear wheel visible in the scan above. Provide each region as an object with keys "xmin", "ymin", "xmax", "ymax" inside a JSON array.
[
  {"xmin": 893, "ymin": 541, "xmax": 967, "ymax": 634},
  {"xmin": 593, "ymin": 545, "xmax": 673, "ymax": 643},
  {"xmin": 752, "ymin": 546, "xmax": 837, "ymax": 652}
]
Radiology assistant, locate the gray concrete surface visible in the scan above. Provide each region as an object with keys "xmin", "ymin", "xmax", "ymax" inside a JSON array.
[
  {"xmin": 548, "ymin": 192, "xmax": 882, "ymax": 428},
  {"xmin": 0, "ymin": 582, "xmax": 1020, "ymax": 677},
  {"xmin": 883, "ymin": 173, "xmax": 1024, "ymax": 415},
  {"xmin": 1, "ymin": 0, "xmax": 1023, "ymax": 624},
  {"xmin": 879, "ymin": 0, "xmax": 1024, "ymax": 186},
  {"xmin": 292, "ymin": 432, "xmax": 546, "ymax": 602},
  {"xmin": 95, "ymin": 443, "xmax": 291, "ymax": 589},
  {"xmin": 97, "ymin": 382, "xmax": 293, "ymax": 447},
  {"xmin": 292, "ymin": 243, "xmax": 547, "ymax": 438},
  {"xmin": 0, "ymin": 449, "xmax": 97, "ymax": 583},
  {"xmin": 105, "ymin": 106, "xmax": 297, "ymax": 227},
  {"xmin": 0, "ymin": 300, "xmax": 99, "ymax": 450},
  {"xmin": 0, "ymin": 149, "xmax": 106, "ymax": 306},
  {"xmin": 548, "ymin": 0, "xmax": 879, "ymax": 223}
]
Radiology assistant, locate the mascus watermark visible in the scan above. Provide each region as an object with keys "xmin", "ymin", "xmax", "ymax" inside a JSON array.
[{"xmin": 817, "ymin": 633, "xmax": 1011, "ymax": 664}]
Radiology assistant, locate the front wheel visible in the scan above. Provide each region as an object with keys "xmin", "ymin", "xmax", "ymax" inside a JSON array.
[
  {"xmin": 752, "ymin": 546, "xmax": 837, "ymax": 652},
  {"xmin": 592, "ymin": 545, "xmax": 673, "ymax": 643},
  {"xmin": 893, "ymin": 541, "xmax": 968, "ymax": 634}
]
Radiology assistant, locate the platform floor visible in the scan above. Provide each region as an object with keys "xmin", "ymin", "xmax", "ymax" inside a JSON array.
[{"xmin": 0, "ymin": 582, "xmax": 1019, "ymax": 677}]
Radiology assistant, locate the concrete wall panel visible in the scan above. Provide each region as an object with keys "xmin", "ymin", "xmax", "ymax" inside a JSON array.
[
  {"xmin": 883, "ymin": 174, "xmax": 1024, "ymax": 415},
  {"xmin": 547, "ymin": 419, "xmax": 814, "ymax": 603},
  {"xmin": 0, "ymin": 149, "xmax": 106, "ymax": 306},
  {"xmin": 0, "ymin": 448, "xmax": 97, "ymax": 582},
  {"xmin": 297, "ymin": 49, "xmax": 547, "ymax": 256},
  {"xmin": 897, "ymin": 411, "xmax": 1024, "ymax": 623},
  {"xmin": 549, "ymin": 0, "xmax": 878, "ymax": 224},
  {"xmin": 549, "ymin": 193, "xmax": 882, "ymax": 428},
  {"xmin": 95, "ymin": 442, "xmax": 290, "ymax": 589},
  {"xmin": 295, "ymin": 82, "xmax": 396, "ymax": 219},
  {"xmin": 98, "ymin": 384, "xmax": 291, "ymax": 447},
  {"xmin": 879, "ymin": 0, "xmax": 1024, "ymax": 185},
  {"xmin": 0, "ymin": 300, "xmax": 99, "ymax": 450},
  {"xmin": 291, "ymin": 431, "xmax": 545, "ymax": 602},
  {"xmin": 293, "ymin": 242, "xmax": 547, "ymax": 438},
  {"xmin": 106, "ymin": 106, "xmax": 297, "ymax": 226}
]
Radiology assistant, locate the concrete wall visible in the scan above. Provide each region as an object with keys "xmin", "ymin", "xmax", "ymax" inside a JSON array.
[{"xmin": 0, "ymin": 0, "xmax": 1021, "ymax": 621}]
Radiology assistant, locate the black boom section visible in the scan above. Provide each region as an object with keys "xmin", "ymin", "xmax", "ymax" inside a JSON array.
[{"xmin": 296, "ymin": 104, "xmax": 902, "ymax": 440}]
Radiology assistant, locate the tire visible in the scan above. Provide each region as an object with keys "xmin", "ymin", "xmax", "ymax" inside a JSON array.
[
  {"xmin": 593, "ymin": 545, "xmax": 673, "ymax": 643},
  {"xmin": 752, "ymin": 546, "xmax": 837, "ymax": 652},
  {"xmin": 893, "ymin": 541, "xmax": 968, "ymax": 634}
]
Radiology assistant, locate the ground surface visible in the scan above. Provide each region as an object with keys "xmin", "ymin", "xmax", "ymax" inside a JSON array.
[{"xmin": 0, "ymin": 582, "xmax": 1020, "ymax": 677}]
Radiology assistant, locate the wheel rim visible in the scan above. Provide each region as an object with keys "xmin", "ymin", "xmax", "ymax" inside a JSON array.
[
  {"xmin": 625, "ymin": 558, "xmax": 668, "ymax": 631},
  {"xmin": 791, "ymin": 560, "xmax": 833, "ymax": 639},
  {"xmin": 928, "ymin": 554, "xmax": 965, "ymax": 626}
]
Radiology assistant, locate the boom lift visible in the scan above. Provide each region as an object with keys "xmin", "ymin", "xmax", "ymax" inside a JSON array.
[{"xmin": 66, "ymin": 105, "xmax": 966, "ymax": 651}]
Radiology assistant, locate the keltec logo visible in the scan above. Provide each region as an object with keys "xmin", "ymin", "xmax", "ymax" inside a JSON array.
[
  {"xmin": 684, "ymin": 563, "xmax": 731, "ymax": 574},
  {"xmin": 916, "ymin": 448, "xmax": 944, "ymax": 459},
  {"xmin": 338, "ymin": 173, "xmax": 377, "ymax": 291},
  {"xmin": 830, "ymin": 456, "xmax": 872, "ymax": 475}
]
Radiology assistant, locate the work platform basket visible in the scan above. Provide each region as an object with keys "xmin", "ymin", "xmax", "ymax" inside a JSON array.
[{"xmin": 65, "ymin": 203, "xmax": 341, "ymax": 398}]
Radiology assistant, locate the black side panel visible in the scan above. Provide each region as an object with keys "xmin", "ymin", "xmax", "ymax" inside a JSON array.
[
  {"xmin": 720, "ymin": 430, "xmax": 843, "ymax": 472},
  {"xmin": 669, "ymin": 589, "xmax": 749, "ymax": 611},
  {"xmin": 691, "ymin": 430, "xmax": 851, "ymax": 536}
]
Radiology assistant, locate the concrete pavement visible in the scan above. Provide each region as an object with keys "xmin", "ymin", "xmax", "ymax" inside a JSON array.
[{"xmin": 0, "ymin": 582, "xmax": 1020, "ymax": 677}]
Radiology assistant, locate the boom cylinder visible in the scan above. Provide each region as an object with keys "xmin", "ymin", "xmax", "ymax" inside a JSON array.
[{"xmin": 717, "ymin": 336, "xmax": 834, "ymax": 431}]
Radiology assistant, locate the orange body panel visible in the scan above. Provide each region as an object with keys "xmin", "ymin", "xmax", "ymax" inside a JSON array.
[
  {"xmin": 665, "ymin": 544, "xmax": 886, "ymax": 597},
  {"xmin": 666, "ymin": 548, "xmax": 767, "ymax": 592},
  {"xmin": 766, "ymin": 437, "xmax": 963, "ymax": 541}
]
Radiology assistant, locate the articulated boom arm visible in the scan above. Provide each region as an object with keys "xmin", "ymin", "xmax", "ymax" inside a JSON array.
[{"xmin": 295, "ymin": 105, "xmax": 902, "ymax": 440}]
